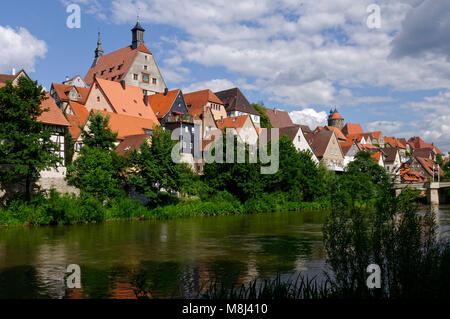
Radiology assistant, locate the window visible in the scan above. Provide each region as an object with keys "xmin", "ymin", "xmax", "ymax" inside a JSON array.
[
  {"xmin": 101, "ymin": 70, "xmax": 105, "ymax": 75},
  {"xmin": 118, "ymin": 64, "xmax": 123, "ymax": 70},
  {"xmin": 142, "ymin": 73, "xmax": 150, "ymax": 83},
  {"xmin": 133, "ymin": 74, "xmax": 138, "ymax": 80},
  {"xmin": 185, "ymin": 126, "xmax": 188, "ymax": 133},
  {"xmin": 144, "ymin": 65, "xmax": 148, "ymax": 71},
  {"xmin": 145, "ymin": 55, "xmax": 148, "ymax": 61},
  {"xmin": 152, "ymin": 78, "xmax": 157, "ymax": 85},
  {"xmin": 97, "ymin": 96, "xmax": 100, "ymax": 102},
  {"xmin": 109, "ymin": 67, "xmax": 114, "ymax": 72},
  {"xmin": 117, "ymin": 74, "xmax": 122, "ymax": 80}
]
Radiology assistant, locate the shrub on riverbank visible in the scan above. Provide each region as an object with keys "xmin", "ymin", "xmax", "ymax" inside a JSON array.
[{"xmin": 0, "ymin": 191, "xmax": 105, "ymax": 226}]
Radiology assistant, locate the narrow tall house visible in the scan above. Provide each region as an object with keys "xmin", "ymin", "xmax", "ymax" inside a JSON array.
[
  {"xmin": 215, "ymin": 88, "xmax": 261, "ymax": 127},
  {"xmin": 85, "ymin": 22, "xmax": 167, "ymax": 95}
]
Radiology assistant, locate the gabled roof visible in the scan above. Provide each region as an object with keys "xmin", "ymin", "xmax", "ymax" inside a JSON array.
[
  {"xmin": 415, "ymin": 156, "xmax": 443, "ymax": 176},
  {"xmin": 216, "ymin": 115, "xmax": 250, "ymax": 131},
  {"xmin": 385, "ymin": 137, "xmax": 406, "ymax": 149},
  {"xmin": 324, "ymin": 126, "xmax": 346, "ymax": 140},
  {"xmin": 66, "ymin": 102, "xmax": 90, "ymax": 139},
  {"xmin": 84, "ymin": 42, "xmax": 152, "ymax": 85},
  {"xmin": 365, "ymin": 131, "xmax": 382, "ymax": 140},
  {"xmin": 412, "ymin": 148, "xmax": 435, "ymax": 159},
  {"xmin": 276, "ymin": 126, "xmax": 302, "ymax": 141},
  {"xmin": 184, "ymin": 89, "xmax": 223, "ymax": 118},
  {"xmin": 38, "ymin": 94, "xmax": 70, "ymax": 127},
  {"xmin": 382, "ymin": 147, "xmax": 399, "ymax": 163},
  {"xmin": 346, "ymin": 134, "xmax": 365, "ymax": 143},
  {"xmin": 263, "ymin": 108, "xmax": 294, "ymax": 128},
  {"xmin": 0, "ymin": 69, "xmax": 30, "ymax": 88},
  {"xmin": 342, "ymin": 123, "xmax": 364, "ymax": 136},
  {"xmin": 408, "ymin": 136, "xmax": 443, "ymax": 155},
  {"xmin": 94, "ymin": 78, "xmax": 160, "ymax": 122},
  {"xmin": 339, "ymin": 140, "xmax": 357, "ymax": 156},
  {"xmin": 94, "ymin": 110, "xmax": 159, "ymax": 140},
  {"xmin": 116, "ymin": 134, "xmax": 151, "ymax": 156},
  {"xmin": 147, "ymin": 89, "xmax": 180, "ymax": 119},
  {"xmin": 214, "ymin": 88, "xmax": 259, "ymax": 116},
  {"xmin": 298, "ymin": 125, "xmax": 312, "ymax": 135},
  {"xmin": 401, "ymin": 164, "xmax": 426, "ymax": 182},
  {"xmin": 52, "ymin": 83, "xmax": 90, "ymax": 105},
  {"xmin": 307, "ymin": 130, "xmax": 335, "ymax": 159}
]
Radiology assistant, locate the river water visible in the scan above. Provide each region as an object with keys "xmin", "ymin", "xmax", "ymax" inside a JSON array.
[{"xmin": 0, "ymin": 206, "xmax": 449, "ymax": 299}]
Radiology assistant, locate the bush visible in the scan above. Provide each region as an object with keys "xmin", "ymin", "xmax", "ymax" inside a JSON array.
[{"xmin": 106, "ymin": 197, "xmax": 149, "ymax": 220}]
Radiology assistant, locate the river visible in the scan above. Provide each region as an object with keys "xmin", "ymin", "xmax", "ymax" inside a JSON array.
[{"xmin": 0, "ymin": 205, "xmax": 449, "ymax": 299}]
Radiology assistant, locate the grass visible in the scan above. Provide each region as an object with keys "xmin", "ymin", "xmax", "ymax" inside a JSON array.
[{"xmin": 0, "ymin": 190, "xmax": 332, "ymax": 227}]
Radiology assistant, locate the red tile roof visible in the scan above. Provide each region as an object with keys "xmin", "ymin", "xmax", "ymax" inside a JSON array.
[
  {"xmin": 330, "ymin": 112, "xmax": 343, "ymax": 120},
  {"xmin": 184, "ymin": 89, "xmax": 223, "ymax": 118},
  {"xmin": 95, "ymin": 110, "xmax": 159, "ymax": 140},
  {"xmin": 342, "ymin": 123, "xmax": 364, "ymax": 136},
  {"xmin": 84, "ymin": 43, "xmax": 152, "ymax": 85},
  {"xmin": 94, "ymin": 78, "xmax": 160, "ymax": 122},
  {"xmin": 38, "ymin": 94, "xmax": 70, "ymax": 126},
  {"xmin": 325, "ymin": 126, "xmax": 346, "ymax": 140},
  {"xmin": 415, "ymin": 156, "xmax": 444, "ymax": 177},
  {"xmin": 385, "ymin": 137, "xmax": 406, "ymax": 149},
  {"xmin": 214, "ymin": 88, "xmax": 259, "ymax": 116},
  {"xmin": 52, "ymin": 83, "xmax": 90, "ymax": 105},
  {"xmin": 147, "ymin": 89, "xmax": 180, "ymax": 119},
  {"xmin": 307, "ymin": 130, "xmax": 336, "ymax": 159},
  {"xmin": 408, "ymin": 136, "xmax": 444, "ymax": 155},
  {"xmin": 66, "ymin": 102, "xmax": 90, "ymax": 139},
  {"xmin": 401, "ymin": 164, "xmax": 426, "ymax": 182},
  {"xmin": 371, "ymin": 152, "xmax": 383, "ymax": 163},
  {"xmin": 216, "ymin": 115, "xmax": 249, "ymax": 131},
  {"xmin": 116, "ymin": 134, "xmax": 151, "ymax": 155}
]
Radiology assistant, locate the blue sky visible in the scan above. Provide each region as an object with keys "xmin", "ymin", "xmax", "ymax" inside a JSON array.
[{"xmin": 0, "ymin": 0, "xmax": 449, "ymax": 153}]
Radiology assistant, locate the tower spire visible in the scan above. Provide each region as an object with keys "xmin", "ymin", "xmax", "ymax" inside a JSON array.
[
  {"xmin": 131, "ymin": 13, "xmax": 145, "ymax": 49},
  {"xmin": 92, "ymin": 31, "xmax": 104, "ymax": 67}
]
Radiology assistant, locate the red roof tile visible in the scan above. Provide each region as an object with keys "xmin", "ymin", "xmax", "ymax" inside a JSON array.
[
  {"xmin": 342, "ymin": 123, "xmax": 364, "ymax": 136},
  {"xmin": 116, "ymin": 134, "xmax": 151, "ymax": 155},
  {"xmin": 216, "ymin": 115, "xmax": 250, "ymax": 131},
  {"xmin": 263, "ymin": 108, "xmax": 294, "ymax": 128},
  {"xmin": 94, "ymin": 111, "xmax": 159, "ymax": 140},
  {"xmin": 184, "ymin": 89, "xmax": 223, "ymax": 118},
  {"xmin": 85, "ymin": 43, "xmax": 151, "ymax": 86},
  {"xmin": 147, "ymin": 89, "xmax": 180, "ymax": 119},
  {"xmin": 325, "ymin": 126, "xmax": 346, "ymax": 140},
  {"xmin": 38, "ymin": 94, "xmax": 70, "ymax": 126},
  {"xmin": 95, "ymin": 78, "xmax": 160, "ymax": 122}
]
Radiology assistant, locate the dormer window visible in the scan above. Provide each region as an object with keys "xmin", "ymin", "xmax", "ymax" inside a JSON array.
[
  {"xmin": 101, "ymin": 70, "xmax": 105, "ymax": 75},
  {"xmin": 118, "ymin": 64, "xmax": 123, "ymax": 70},
  {"xmin": 109, "ymin": 67, "xmax": 114, "ymax": 72}
]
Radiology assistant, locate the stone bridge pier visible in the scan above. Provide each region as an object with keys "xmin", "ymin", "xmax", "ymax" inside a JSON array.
[{"xmin": 427, "ymin": 182, "xmax": 440, "ymax": 205}]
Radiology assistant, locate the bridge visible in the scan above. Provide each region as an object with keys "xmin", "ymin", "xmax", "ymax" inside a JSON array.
[{"xmin": 393, "ymin": 181, "xmax": 450, "ymax": 205}]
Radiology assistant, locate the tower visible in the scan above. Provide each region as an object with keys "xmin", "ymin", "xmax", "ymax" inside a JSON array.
[
  {"xmin": 328, "ymin": 108, "xmax": 344, "ymax": 130},
  {"xmin": 131, "ymin": 17, "xmax": 145, "ymax": 50},
  {"xmin": 92, "ymin": 32, "xmax": 104, "ymax": 67}
]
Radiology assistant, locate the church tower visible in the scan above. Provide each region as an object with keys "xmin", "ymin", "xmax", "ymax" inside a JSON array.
[
  {"xmin": 131, "ymin": 19, "xmax": 145, "ymax": 49},
  {"xmin": 92, "ymin": 32, "xmax": 104, "ymax": 67},
  {"xmin": 328, "ymin": 108, "xmax": 344, "ymax": 130}
]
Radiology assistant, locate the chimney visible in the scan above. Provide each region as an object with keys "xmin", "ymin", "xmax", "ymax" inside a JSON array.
[
  {"xmin": 120, "ymin": 80, "xmax": 126, "ymax": 90},
  {"xmin": 144, "ymin": 94, "xmax": 148, "ymax": 107},
  {"xmin": 164, "ymin": 88, "xmax": 168, "ymax": 96},
  {"xmin": 12, "ymin": 68, "xmax": 16, "ymax": 76}
]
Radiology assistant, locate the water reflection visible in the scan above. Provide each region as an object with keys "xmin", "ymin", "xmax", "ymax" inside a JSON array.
[{"xmin": 0, "ymin": 206, "xmax": 448, "ymax": 299}]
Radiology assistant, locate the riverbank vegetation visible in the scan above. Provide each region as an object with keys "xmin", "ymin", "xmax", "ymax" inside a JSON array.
[{"xmin": 0, "ymin": 80, "xmax": 430, "ymax": 227}]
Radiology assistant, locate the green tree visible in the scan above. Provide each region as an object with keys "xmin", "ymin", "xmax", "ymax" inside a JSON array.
[
  {"xmin": 203, "ymin": 135, "xmax": 263, "ymax": 202},
  {"xmin": 263, "ymin": 136, "xmax": 321, "ymax": 201},
  {"xmin": 340, "ymin": 151, "xmax": 391, "ymax": 206},
  {"xmin": 129, "ymin": 126, "xmax": 195, "ymax": 205},
  {"xmin": 67, "ymin": 146, "xmax": 123, "ymax": 201},
  {"xmin": 67, "ymin": 112, "xmax": 125, "ymax": 201},
  {"xmin": 252, "ymin": 101, "xmax": 272, "ymax": 129},
  {"xmin": 82, "ymin": 111, "xmax": 118, "ymax": 150},
  {"xmin": 64, "ymin": 130, "xmax": 75, "ymax": 166},
  {"xmin": 0, "ymin": 77, "xmax": 61, "ymax": 201}
]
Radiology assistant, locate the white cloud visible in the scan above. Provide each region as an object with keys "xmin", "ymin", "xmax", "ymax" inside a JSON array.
[
  {"xmin": 183, "ymin": 79, "xmax": 235, "ymax": 93},
  {"xmin": 105, "ymin": 0, "xmax": 450, "ymax": 108},
  {"xmin": 289, "ymin": 108, "xmax": 328, "ymax": 130},
  {"xmin": 0, "ymin": 25, "xmax": 47, "ymax": 73},
  {"xmin": 366, "ymin": 121, "xmax": 404, "ymax": 135}
]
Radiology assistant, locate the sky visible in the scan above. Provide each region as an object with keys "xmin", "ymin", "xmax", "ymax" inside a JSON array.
[{"xmin": 0, "ymin": 0, "xmax": 449, "ymax": 154}]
